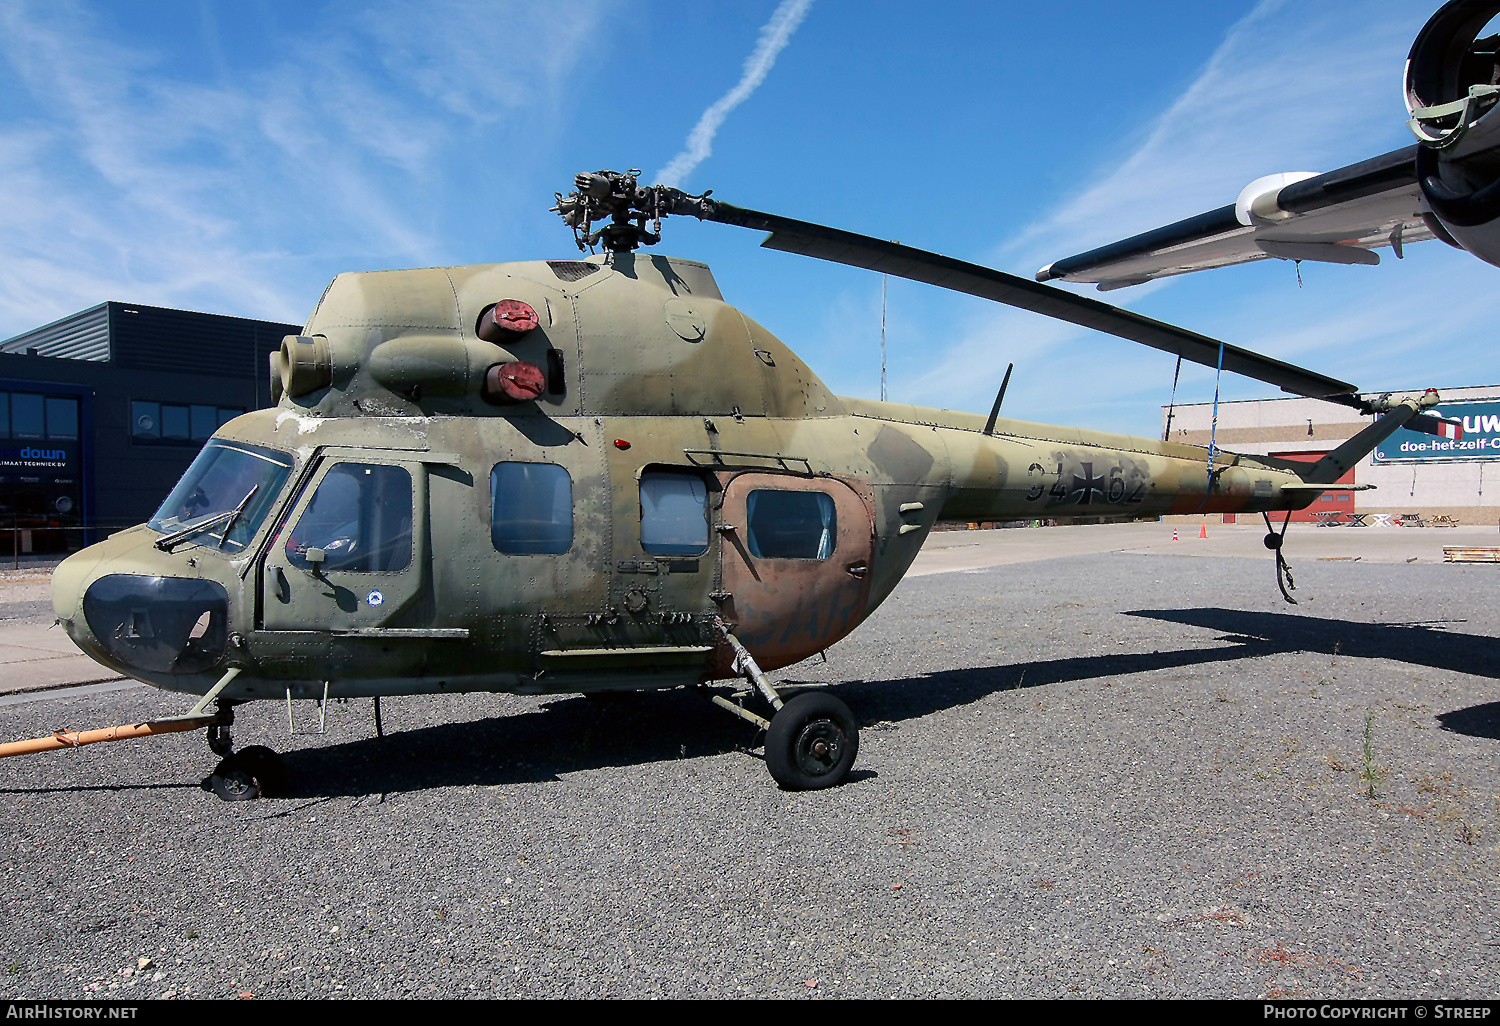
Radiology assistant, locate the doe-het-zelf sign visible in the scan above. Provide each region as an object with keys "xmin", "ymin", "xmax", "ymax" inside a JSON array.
[{"xmin": 1374, "ymin": 398, "xmax": 1500, "ymax": 464}]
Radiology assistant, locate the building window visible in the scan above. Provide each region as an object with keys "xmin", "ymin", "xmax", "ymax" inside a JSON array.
[
  {"xmin": 11, "ymin": 393, "xmax": 43, "ymax": 438},
  {"xmin": 491, "ymin": 462, "xmax": 573, "ymax": 554},
  {"xmin": 746, "ymin": 490, "xmax": 836, "ymax": 559},
  {"xmin": 162, "ymin": 404, "xmax": 189, "ymax": 440},
  {"xmin": 44, "ymin": 398, "xmax": 77, "ymax": 439},
  {"xmin": 132, "ymin": 401, "xmax": 159, "ymax": 439},
  {"xmin": 640, "ymin": 470, "xmax": 709, "ymax": 556},
  {"xmin": 0, "ymin": 392, "xmax": 77, "ymax": 440},
  {"xmin": 131, "ymin": 400, "xmax": 244, "ymax": 444}
]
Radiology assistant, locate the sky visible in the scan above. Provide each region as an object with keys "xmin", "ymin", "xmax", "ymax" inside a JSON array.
[{"xmin": 0, "ymin": 0, "xmax": 1493, "ymax": 438}]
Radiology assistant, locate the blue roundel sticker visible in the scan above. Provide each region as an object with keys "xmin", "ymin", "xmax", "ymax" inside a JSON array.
[{"xmin": 366, "ymin": 590, "xmax": 385, "ymax": 607}]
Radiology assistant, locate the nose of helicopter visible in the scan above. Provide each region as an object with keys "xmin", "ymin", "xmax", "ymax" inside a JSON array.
[
  {"xmin": 52, "ymin": 543, "xmax": 107, "ymax": 642},
  {"xmin": 52, "ymin": 535, "xmax": 231, "ymax": 677}
]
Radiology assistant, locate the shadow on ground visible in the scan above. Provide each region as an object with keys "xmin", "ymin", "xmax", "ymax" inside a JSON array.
[
  {"xmin": 11, "ymin": 605, "xmax": 1490, "ymax": 800},
  {"xmin": 248, "ymin": 606, "xmax": 1497, "ymax": 798},
  {"xmin": 1124, "ymin": 608, "xmax": 1500, "ymax": 681},
  {"xmin": 1436, "ymin": 703, "xmax": 1500, "ymax": 740}
]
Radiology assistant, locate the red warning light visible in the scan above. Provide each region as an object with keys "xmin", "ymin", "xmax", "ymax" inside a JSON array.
[{"xmin": 614, "ymin": 439, "xmax": 631, "ymax": 450}]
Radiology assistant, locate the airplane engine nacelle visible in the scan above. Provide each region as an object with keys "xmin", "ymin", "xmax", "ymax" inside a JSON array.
[{"xmin": 1406, "ymin": 0, "xmax": 1500, "ymax": 265}]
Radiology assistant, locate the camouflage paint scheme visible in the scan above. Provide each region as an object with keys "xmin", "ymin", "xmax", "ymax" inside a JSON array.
[{"xmin": 50, "ymin": 253, "xmax": 1322, "ymax": 704}]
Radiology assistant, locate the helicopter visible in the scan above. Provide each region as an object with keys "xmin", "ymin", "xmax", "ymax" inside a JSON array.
[{"xmin": 32, "ymin": 169, "xmax": 1461, "ymax": 799}]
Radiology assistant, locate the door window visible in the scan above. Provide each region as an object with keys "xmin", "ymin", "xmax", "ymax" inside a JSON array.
[
  {"xmin": 640, "ymin": 471, "xmax": 709, "ymax": 556},
  {"xmin": 491, "ymin": 462, "xmax": 573, "ymax": 554},
  {"xmin": 285, "ymin": 463, "xmax": 412, "ymax": 572},
  {"xmin": 746, "ymin": 490, "xmax": 836, "ymax": 559}
]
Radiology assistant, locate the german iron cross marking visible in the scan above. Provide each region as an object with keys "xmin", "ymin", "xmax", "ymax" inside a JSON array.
[{"xmin": 1071, "ymin": 462, "xmax": 1105, "ymax": 505}]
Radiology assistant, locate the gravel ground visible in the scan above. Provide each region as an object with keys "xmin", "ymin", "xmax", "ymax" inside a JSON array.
[
  {"xmin": 0, "ymin": 551, "xmax": 1496, "ymax": 999},
  {"xmin": 0, "ymin": 576, "xmax": 57, "ymax": 626}
]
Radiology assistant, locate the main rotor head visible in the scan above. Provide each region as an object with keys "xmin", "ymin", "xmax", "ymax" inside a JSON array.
[{"xmin": 552, "ymin": 170, "xmax": 718, "ymax": 252}]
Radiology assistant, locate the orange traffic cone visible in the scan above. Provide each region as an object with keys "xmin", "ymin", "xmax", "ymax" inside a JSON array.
[
  {"xmin": 1199, "ymin": 522, "xmax": 1209, "ymax": 539},
  {"xmin": 1172, "ymin": 529, "xmax": 1179, "ymax": 541}
]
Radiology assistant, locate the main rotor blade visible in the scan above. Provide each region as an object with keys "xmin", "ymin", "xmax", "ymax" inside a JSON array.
[{"xmin": 705, "ymin": 202, "xmax": 1359, "ymax": 402}]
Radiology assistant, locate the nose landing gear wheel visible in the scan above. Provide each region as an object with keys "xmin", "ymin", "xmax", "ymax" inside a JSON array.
[
  {"xmin": 206, "ymin": 746, "xmax": 284, "ymax": 801},
  {"xmin": 208, "ymin": 760, "xmax": 258, "ymax": 801},
  {"xmin": 765, "ymin": 692, "xmax": 859, "ymax": 790}
]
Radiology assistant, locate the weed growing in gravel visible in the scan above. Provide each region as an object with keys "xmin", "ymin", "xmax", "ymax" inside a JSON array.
[
  {"xmin": 1459, "ymin": 820, "xmax": 1480, "ymax": 846},
  {"xmin": 1361, "ymin": 713, "xmax": 1380, "ymax": 800}
]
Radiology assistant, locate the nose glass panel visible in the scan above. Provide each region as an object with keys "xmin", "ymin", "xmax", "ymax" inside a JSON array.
[{"xmin": 82, "ymin": 575, "xmax": 229, "ymax": 674}]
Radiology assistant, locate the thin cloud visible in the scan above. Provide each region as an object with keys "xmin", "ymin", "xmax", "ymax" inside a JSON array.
[
  {"xmin": 0, "ymin": 0, "xmax": 609, "ymax": 336},
  {"xmin": 654, "ymin": 0, "xmax": 814, "ymax": 188}
]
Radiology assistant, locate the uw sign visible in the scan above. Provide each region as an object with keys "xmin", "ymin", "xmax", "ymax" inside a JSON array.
[{"xmin": 1374, "ymin": 398, "xmax": 1500, "ymax": 464}]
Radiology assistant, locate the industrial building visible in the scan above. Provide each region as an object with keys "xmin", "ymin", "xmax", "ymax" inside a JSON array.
[
  {"xmin": 0, "ymin": 302, "xmax": 301, "ymax": 553},
  {"xmin": 1164, "ymin": 386, "xmax": 1500, "ymax": 525}
]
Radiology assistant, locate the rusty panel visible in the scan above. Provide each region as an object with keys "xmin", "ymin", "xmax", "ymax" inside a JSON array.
[{"xmin": 715, "ymin": 472, "xmax": 874, "ymax": 673}]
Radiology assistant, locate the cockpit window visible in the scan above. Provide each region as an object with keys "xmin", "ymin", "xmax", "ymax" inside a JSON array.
[
  {"xmin": 149, "ymin": 441, "xmax": 294, "ymax": 553},
  {"xmin": 285, "ymin": 463, "xmax": 413, "ymax": 573}
]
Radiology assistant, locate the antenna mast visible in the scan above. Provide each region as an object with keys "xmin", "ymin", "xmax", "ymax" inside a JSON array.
[{"xmin": 880, "ymin": 274, "xmax": 888, "ymax": 402}]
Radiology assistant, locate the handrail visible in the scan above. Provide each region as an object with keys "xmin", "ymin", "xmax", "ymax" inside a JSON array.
[{"xmin": 680, "ymin": 449, "xmax": 813, "ymax": 474}]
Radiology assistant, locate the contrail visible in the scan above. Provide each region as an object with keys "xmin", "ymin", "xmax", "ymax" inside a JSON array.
[{"xmin": 654, "ymin": 0, "xmax": 814, "ymax": 187}]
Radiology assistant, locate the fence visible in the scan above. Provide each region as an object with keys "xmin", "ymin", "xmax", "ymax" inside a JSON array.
[{"xmin": 1, "ymin": 522, "xmax": 140, "ymax": 569}]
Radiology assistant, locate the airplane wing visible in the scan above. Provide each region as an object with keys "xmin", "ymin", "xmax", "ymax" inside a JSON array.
[{"xmin": 1035, "ymin": 146, "xmax": 1443, "ymax": 291}]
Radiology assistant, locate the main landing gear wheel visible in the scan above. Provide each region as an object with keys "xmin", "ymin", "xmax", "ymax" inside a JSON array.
[
  {"xmin": 207, "ymin": 746, "xmax": 284, "ymax": 802},
  {"xmin": 765, "ymin": 692, "xmax": 859, "ymax": 791}
]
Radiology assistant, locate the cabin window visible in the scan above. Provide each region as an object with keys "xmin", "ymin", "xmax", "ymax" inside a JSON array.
[
  {"xmin": 491, "ymin": 462, "xmax": 573, "ymax": 555},
  {"xmin": 746, "ymin": 490, "xmax": 836, "ymax": 559},
  {"xmin": 285, "ymin": 463, "xmax": 412, "ymax": 572},
  {"xmin": 640, "ymin": 471, "xmax": 708, "ymax": 556}
]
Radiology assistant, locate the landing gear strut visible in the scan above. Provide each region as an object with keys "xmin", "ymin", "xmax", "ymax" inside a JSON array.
[
  {"xmin": 711, "ymin": 621, "xmax": 859, "ymax": 790},
  {"xmin": 206, "ymin": 700, "xmax": 234, "ymax": 756}
]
